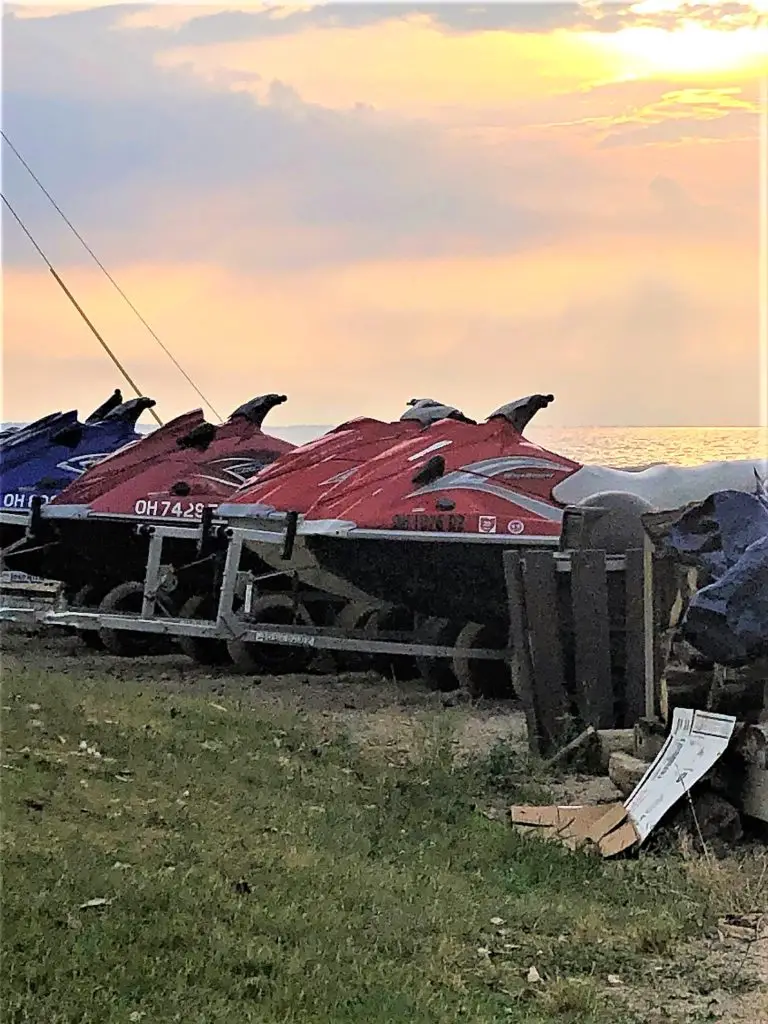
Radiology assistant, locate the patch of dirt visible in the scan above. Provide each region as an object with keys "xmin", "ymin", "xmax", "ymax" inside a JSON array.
[
  {"xmin": 548, "ymin": 773, "xmax": 623, "ymax": 806},
  {"xmin": 707, "ymin": 918, "xmax": 768, "ymax": 1023},
  {"xmin": 628, "ymin": 923, "xmax": 768, "ymax": 1024},
  {"xmin": 0, "ymin": 627, "xmax": 529, "ymax": 762}
]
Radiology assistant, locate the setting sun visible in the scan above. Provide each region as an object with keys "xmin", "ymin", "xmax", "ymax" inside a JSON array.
[{"xmin": 593, "ymin": 23, "xmax": 768, "ymax": 81}]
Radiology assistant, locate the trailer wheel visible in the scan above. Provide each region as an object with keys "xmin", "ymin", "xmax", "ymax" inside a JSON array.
[
  {"xmin": 226, "ymin": 594, "xmax": 315, "ymax": 675},
  {"xmin": 364, "ymin": 604, "xmax": 417, "ymax": 681},
  {"xmin": 177, "ymin": 593, "xmax": 232, "ymax": 666},
  {"xmin": 71, "ymin": 584, "xmax": 107, "ymax": 649},
  {"xmin": 451, "ymin": 621, "xmax": 517, "ymax": 699},
  {"xmin": 333, "ymin": 601, "xmax": 383, "ymax": 669},
  {"xmin": 414, "ymin": 617, "xmax": 461, "ymax": 691},
  {"xmin": 98, "ymin": 581, "xmax": 177, "ymax": 657}
]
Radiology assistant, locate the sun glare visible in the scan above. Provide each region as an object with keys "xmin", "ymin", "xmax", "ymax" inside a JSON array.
[{"xmin": 594, "ymin": 24, "xmax": 768, "ymax": 80}]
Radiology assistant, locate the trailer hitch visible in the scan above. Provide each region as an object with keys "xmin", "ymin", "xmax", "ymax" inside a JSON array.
[{"xmin": 196, "ymin": 506, "xmax": 217, "ymax": 558}]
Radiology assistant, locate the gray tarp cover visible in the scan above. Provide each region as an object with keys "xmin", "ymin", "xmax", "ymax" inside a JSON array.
[{"xmin": 643, "ymin": 478, "xmax": 768, "ymax": 665}]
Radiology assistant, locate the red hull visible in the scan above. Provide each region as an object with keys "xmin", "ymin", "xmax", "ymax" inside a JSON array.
[
  {"xmin": 50, "ymin": 396, "xmax": 295, "ymax": 521},
  {"xmin": 223, "ymin": 400, "xmax": 474, "ymax": 517},
  {"xmin": 226, "ymin": 417, "xmax": 430, "ymax": 515},
  {"xmin": 301, "ymin": 416, "xmax": 581, "ymax": 540}
]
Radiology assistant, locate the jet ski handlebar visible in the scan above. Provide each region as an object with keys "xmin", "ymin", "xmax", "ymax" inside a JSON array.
[
  {"xmin": 100, "ymin": 396, "xmax": 157, "ymax": 427},
  {"xmin": 487, "ymin": 393, "xmax": 554, "ymax": 433},
  {"xmin": 84, "ymin": 389, "xmax": 123, "ymax": 423},
  {"xmin": 229, "ymin": 394, "xmax": 288, "ymax": 426}
]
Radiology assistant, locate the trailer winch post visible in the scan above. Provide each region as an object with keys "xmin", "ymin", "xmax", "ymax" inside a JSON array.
[
  {"xmin": 197, "ymin": 506, "xmax": 216, "ymax": 558},
  {"xmin": 141, "ymin": 528, "xmax": 166, "ymax": 618},
  {"xmin": 215, "ymin": 530, "xmax": 244, "ymax": 634}
]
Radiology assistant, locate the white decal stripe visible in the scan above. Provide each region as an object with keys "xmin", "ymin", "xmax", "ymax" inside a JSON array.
[
  {"xmin": 298, "ymin": 520, "xmax": 560, "ymax": 545},
  {"xmin": 448, "ymin": 456, "xmax": 573, "ymax": 477},
  {"xmin": 319, "ymin": 467, "xmax": 360, "ymax": 486},
  {"xmin": 192, "ymin": 473, "xmax": 247, "ymax": 487},
  {"xmin": 407, "ymin": 440, "xmax": 454, "ymax": 462},
  {"xmin": 55, "ymin": 452, "xmax": 114, "ymax": 475},
  {"xmin": 407, "ymin": 479, "xmax": 564, "ymax": 522}
]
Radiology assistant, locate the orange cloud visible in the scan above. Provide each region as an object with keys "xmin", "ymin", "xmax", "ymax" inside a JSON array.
[
  {"xmin": 152, "ymin": 12, "xmax": 768, "ymax": 121},
  {"xmin": 3, "ymin": 226, "xmax": 759, "ymax": 428},
  {"xmin": 155, "ymin": 18, "xmax": 626, "ymax": 115},
  {"xmin": 3, "ymin": 3, "xmax": 764, "ymax": 429}
]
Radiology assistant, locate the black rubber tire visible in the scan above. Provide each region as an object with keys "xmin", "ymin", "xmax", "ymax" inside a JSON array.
[
  {"xmin": 333, "ymin": 601, "xmax": 384, "ymax": 670},
  {"xmin": 71, "ymin": 584, "xmax": 106, "ymax": 650},
  {"xmin": 226, "ymin": 594, "xmax": 315, "ymax": 675},
  {"xmin": 364, "ymin": 604, "xmax": 417, "ymax": 681},
  {"xmin": 451, "ymin": 621, "xmax": 516, "ymax": 699},
  {"xmin": 177, "ymin": 593, "xmax": 232, "ymax": 666},
  {"xmin": 414, "ymin": 617, "xmax": 461, "ymax": 691},
  {"xmin": 97, "ymin": 581, "xmax": 176, "ymax": 657}
]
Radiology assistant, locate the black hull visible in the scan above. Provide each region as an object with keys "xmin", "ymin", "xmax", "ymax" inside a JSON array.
[
  {"xmin": 306, "ymin": 535, "xmax": 523, "ymax": 624},
  {"xmin": 2, "ymin": 518, "xmax": 268, "ymax": 598},
  {"xmin": 0, "ymin": 520, "xmax": 27, "ymax": 557}
]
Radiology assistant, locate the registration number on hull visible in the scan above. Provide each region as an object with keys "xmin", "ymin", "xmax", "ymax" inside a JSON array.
[
  {"xmin": 133, "ymin": 499, "xmax": 217, "ymax": 519},
  {"xmin": 2, "ymin": 493, "xmax": 54, "ymax": 509}
]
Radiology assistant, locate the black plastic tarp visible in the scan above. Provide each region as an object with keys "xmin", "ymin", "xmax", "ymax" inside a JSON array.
[{"xmin": 643, "ymin": 479, "xmax": 768, "ymax": 665}]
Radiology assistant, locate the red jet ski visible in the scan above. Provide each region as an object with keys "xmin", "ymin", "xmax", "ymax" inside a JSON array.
[
  {"xmin": 218, "ymin": 398, "xmax": 475, "ymax": 602},
  {"xmin": 296, "ymin": 392, "xmax": 768, "ymax": 631},
  {"xmin": 295, "ymin": 395, "xmax": 578, "ymax": 624},
  {"xmin": 6, "ymin": 394, "xmax": 294, "ymax": 606}
]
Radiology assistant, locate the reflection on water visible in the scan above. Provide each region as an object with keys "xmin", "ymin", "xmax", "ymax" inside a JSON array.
[
  {"xmin": 268, "ymin": 425, "xmax": 768, "ymax": 468},
  {"xmin": 526, "ymin": 427, "xmax": 768, "ymax": 468}
]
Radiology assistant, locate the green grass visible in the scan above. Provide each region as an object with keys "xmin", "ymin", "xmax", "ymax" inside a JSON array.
[{"xmin": 0, "ymin": 660, "xmax": 756, "ymax": 1023}]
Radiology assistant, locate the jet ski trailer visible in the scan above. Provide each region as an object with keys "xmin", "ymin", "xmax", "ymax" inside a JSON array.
[
  {"xmin": 17, "ymin": 392, "xmax": 765, "ymax": 698},
  {"xmin": 26, "ymin": 395, "xmax": 646, "ymax": 692},
  {"xmin": 1, "ymin": 398, "xmax": 470, "ymax": 671},
  {"xmin": 33, "ymin": 494, "xmax": 662, "ymax": 708},
  {"xmin": 0, "ymin": 394, "xmax": 296, "ymax": 656}
]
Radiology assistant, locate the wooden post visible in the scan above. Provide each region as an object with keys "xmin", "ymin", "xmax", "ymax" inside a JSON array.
[
  {"xmin": 570, "ymin": 549, "xmax": 614, "ymax": 728},
  {"xmin": 643, "ymin": 534, "xmax": 656, "ymax": 718},
  {"xmin": 624, "ymin": 548, "xmax": 647, "ymax": 726},
  {"xmin": 522, "ymin": 550, "xmax": 570, "ymax": 751},
  {"xmin": 503, "ymin": 550, "xmax": 541, "ymax": 754}
]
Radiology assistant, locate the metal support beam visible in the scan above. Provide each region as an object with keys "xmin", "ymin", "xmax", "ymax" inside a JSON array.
[{"xmin": 141, "ymin": 531, "xmax": 166, "ymax": 618}]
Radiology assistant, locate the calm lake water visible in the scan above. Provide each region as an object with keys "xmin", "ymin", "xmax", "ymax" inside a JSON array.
[
  {"xmin": 264, "ymin": 425, "xmax": 768, "ymax": 468},
  {"xmin": 525, "ymin": 426, "xmax": 768, "ymax": 468}
]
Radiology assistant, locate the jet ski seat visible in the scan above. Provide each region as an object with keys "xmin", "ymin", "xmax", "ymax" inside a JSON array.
[
  {"xmin": 553, "ymin": 459, "xmax": 768, "ymax": 512},
  {"xmin": 399, "ymin": 400, "xmax": 476, "ymax": 425}
]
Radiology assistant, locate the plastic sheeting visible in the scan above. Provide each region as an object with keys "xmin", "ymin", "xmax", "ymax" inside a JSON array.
[{"xmin": 643, "ymin": 478, "xmax": 768, "ymax": 665}]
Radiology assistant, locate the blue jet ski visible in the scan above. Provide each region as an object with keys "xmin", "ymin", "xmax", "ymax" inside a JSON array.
[
  {"xmin": 0, "ymin": 390, "xmax": 156, "ymax": 549},
  {"xmin": 0, "ymin": 389, "xmax": 124, "ymax": 452}
]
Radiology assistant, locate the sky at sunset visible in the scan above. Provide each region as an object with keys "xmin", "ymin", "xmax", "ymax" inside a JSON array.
[{"xmin": 1, "ymin": 1, "xmax": 767, "ymax": 428}]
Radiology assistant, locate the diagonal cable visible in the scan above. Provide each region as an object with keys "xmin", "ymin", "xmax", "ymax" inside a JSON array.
[
  {"xmin": 1, "ymin": 130, "xmax": 223, "ymax": 422},
  {"xmin": 2, "ymin": 191, "xmax": 163, "ymax": 427}
]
